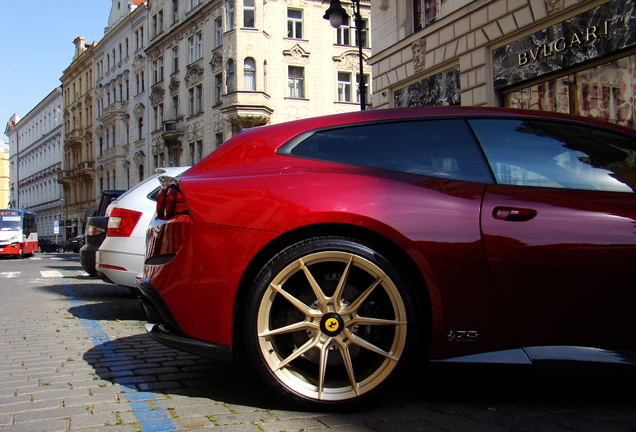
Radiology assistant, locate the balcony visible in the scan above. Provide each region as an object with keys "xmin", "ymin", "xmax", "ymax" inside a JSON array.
[
  {"xmin": 77, "ymin": 161, "xmax": 94, "ymax": 172},
  {"xmin": 220, "ymin": 91, "xmax": 273, "ymax": 129},
  {"xmin": 56, "ymin": 169, "xmax": 76, "ymax": 185},
  {"xmin": 65, "ymin": 129, "xmax": 84, "ymax": 145},
  {"xmin": 102, "ymin": 146, "xmax": 127, "ymax": 161},
  {"xmin": 162, "ymin": 119, "xmax": 185, "ymax": 140},
  {"xmin": 99, "ymin": 101, "xmax": 127, "ymax": 121}
]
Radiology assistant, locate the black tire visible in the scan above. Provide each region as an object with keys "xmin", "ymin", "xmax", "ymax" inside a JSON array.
[{"xmin": 244, "ymin": 236, "xmax": 421, "ymax": 408}]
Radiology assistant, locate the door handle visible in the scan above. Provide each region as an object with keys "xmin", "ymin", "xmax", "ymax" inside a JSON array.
[{"xmin": 492, "ymin": 206, "xmax": 537, "ymax": 222}]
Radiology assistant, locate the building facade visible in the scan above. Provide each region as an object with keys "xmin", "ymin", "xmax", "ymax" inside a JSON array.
[
  {"xmin": 94, "ymin": 0, "xmax": 150, "ymax": 193},
  {"xmin": 370, "ymin": 0, "xmax": 636, "ymax": 130},
  {"xmin": 0, "ymin": 139, "xmax": 10, "ymax": 208},
  {"xmin": 3, "ymin": 90, "xmax": 64, "ymax": 241},
  {"xmin": 144, "ymin": 0, "xmax": 371, "ymax": 168},
  {"xmin": 58, "ymin": 37, "xmax": 98, "ymax": 241}
]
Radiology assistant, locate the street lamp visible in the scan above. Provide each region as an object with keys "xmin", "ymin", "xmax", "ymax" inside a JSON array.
[{"xmin": 324, "ymin": 0, "xmax": 367, "ymax": 110}]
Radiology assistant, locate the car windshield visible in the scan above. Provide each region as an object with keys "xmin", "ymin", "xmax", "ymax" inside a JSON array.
[{"xmin": 0, "ymin": 216, "xmax": 21, "ymax": 231}]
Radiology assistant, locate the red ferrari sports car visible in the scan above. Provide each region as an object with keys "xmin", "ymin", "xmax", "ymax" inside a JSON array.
[{"xmin": 138, "ymin": 106, "xmax": 636, "ymax": 407}]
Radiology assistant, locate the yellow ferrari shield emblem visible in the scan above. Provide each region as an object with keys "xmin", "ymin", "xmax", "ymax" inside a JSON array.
[{"xmin": 325, "ymin": 317, "xmax": 340, "ymax": 332}]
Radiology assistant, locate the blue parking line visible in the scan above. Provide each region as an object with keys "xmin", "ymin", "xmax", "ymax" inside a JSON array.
[{"xmin": 61, "ymin": 281, "xmax": 178, "ymax": 432}]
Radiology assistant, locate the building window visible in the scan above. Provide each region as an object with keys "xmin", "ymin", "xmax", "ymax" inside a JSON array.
[
  {"xmin": 138, "ymin": 117, "xmax": 144, "ymax": 140},
  {"xmin": 337, "ymin": 71, "xmax": 352, "ymax": 102},
  {"xmin": 415, "ymin": 0, "xmax": 438, "ymax": 30},
  {"xmin": 263, "ymin": 60, "xmax": 267, "ymax": 93},
  {"xmin": 288, "ymin": 66, "xmax": 304, "ymax": 98},
  {"xmin": 336, "ymin": 17, "xmax": 351, "ymax": 45},
  {"xmin": 172, "ymin": 47, "xmax": 179, "ymax": 74},
  {"xmin": 153, "ymin": 56, "xmax": 164, "ymax": 83},
  {"xmin": 189, "ymin": 32, "xmax": 203, "ymax": 63},
  {"xmin": 215, "ymin": 17, "xmax": 223, "ymax": 48},
  {"xmin": 356, "ymin": 73, "xmax": 370, "ymax": 104},
  {"xmin": 356, "ymin": 19, "xmax": 369, "ymax": 48},
  {"xmin": 196, "ymin": 84, "xmax": 203, "ymax": 113},
  {"xmin": 243, "ymin": 0, "xmax": 255, "ymax": 27},
  {"xmin": 287, "ymin": 9, "xmax": 303, "ymax": 39},
  {"xmin": 215, "ymin": 73, "xmax": 223, "ymax": 104},
  {"xmin": 189, "ymin": 88, "xmax": 195, "ymax": 115},
  {"xmin": 189, "ymin": 140, "xmax": 204, "ymax": 164},
  {"xmin": 244, "ymin": 57, "xmax": 256, "ymax": 91},
  {"xmin": 196, "ymin": 33, "xmax": 203, "ymax": 60},
  {"xmin": 226, "ymin": 0, "xmax": 235, "ymax": 31},
  {"xmin": 188, "ymin": 85, "xmax": 203, "ymax": 115},
  {"xmin": 173, "ymin": 95, "xmax": 179, "ymax": 119},
  {"xmin": 158, "ymin": 104, "xmax": 164, "ymax": 131},
  {"xmin": 227, "ymin": 59, "xmax": 236, "ymax": 93},
  {"xmin": 215, "ymin": 132, "xmax": 224, "ymax": 147},
  {"xmin": 173, "ymin": 0, "xmax": 179, "ymax": 23},
  {"xmin": 190, "ymin": 0, "xmax": 202, "ymax": 10}
]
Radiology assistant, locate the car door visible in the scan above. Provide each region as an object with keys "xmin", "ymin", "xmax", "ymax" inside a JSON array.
[{"xmin": 471, "ymin": 117, "xmax": 636, "ymax": 353}]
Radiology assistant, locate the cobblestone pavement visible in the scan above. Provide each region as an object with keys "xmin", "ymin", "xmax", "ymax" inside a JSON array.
[{"xmin": 1, "ymin": 253, "xmax": 636, "ymax": 432}]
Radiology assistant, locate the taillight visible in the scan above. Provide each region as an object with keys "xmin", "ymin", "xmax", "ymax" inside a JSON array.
[
  {"xmin": 156, "ymin": 185, "xmax": 187, "ymax": 220},
  {"xmin": 107, "ymin": 208, "xmax": 143, "ymax": 237},
  {"xmin": 85, "ymin": 225, "xmax": 105, "ymax": 236}
]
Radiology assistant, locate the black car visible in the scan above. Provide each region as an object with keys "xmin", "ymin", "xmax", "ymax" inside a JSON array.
[
  {"xmin": 38, "ymin": 239, "xmax": 64, "ymax": 253},
  {"xmin": 64, "ymin": 235, "xmax": 85, "ymax": 253},
  {"xmin": 80, "ymin": 190, "xmax": 125, "ymax": 276}
]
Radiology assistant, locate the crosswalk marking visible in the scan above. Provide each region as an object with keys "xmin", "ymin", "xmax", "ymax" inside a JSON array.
[
  {"xmin": 41, "ymin": 270, "xmax": 64, "ymax": 278},
  {"xmin": 0, "ymin": 270, "xmax": 87, "ymax": 279}
]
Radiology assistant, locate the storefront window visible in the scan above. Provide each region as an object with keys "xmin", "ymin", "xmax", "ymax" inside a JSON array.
[{"xmin": 506, "ymin": 53, "xmax": 636, "ymax": 129}]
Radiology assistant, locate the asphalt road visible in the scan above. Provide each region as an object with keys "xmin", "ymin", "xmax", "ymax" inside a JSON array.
[{"xmin": 1, "ymin": 252, "xmax": 636, "ymax": 431}]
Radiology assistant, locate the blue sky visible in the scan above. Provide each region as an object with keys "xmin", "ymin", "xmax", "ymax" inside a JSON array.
[{"xmin": 1, "ymin": 0, "xmax": 112, "ymax": 139}]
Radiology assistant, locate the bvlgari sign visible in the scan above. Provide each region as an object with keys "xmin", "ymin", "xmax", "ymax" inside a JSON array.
[{"xmin": 492, "ymin": 0, "xmax": 635, "ymax": 90}]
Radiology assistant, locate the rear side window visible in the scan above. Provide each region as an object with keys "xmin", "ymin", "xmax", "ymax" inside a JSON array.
[
  {"xmin": 470, "ymin": 119, "xmax": 636, "ymax": 193},
  {"xmin": 282, "ymin": 119, "xmax": 493, "ymax": 183}
]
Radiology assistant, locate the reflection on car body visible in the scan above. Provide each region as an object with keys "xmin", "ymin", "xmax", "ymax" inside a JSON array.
[{"xmin": 136, "ymin": 106, "xmax": 636, "ymax": 408}]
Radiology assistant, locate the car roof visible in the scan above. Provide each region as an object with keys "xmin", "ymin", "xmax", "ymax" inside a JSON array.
[{"xmin": 190, "ymin": 106, "xmax": 636, "ymax": 174}]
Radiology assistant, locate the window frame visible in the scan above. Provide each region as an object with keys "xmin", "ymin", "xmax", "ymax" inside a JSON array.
[{"xmin": 287, "ymin": 8, "xmax": 303, "ymax": 39}]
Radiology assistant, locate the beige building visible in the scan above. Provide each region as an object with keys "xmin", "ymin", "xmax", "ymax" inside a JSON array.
[
  {"xmin": 58, "ymin": 37, "xmax": 98, "ymax": 241},
  {"xmin": 144, "ymin": 0, "xmax": 371, "ymax": 168},
  {"xmin": 370, "ymin": 0, "xmax": 636, "ymax": 130}
]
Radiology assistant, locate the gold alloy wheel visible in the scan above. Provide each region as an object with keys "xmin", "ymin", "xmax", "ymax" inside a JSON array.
[{"xmin": 256, "ymin": 250, "xmax": 408, "ymax": 401}]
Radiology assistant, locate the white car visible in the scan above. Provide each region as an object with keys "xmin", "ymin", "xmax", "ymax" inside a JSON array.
[{"xmin": 96, "ymin": 166, "xmax": 190, "ymax": 290}]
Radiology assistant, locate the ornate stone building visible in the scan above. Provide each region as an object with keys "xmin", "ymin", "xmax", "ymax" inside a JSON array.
[
  {"xmin": 58, "ymin": 37, "xmax": 98, "ymax": 240},
  {"xmin": 370, "ymin": 0, "xmax": 636, "ymax": 130},
  {"xmin": 4, "ymin": 89, "xmax": 64, "ymax": 241},
  {"xmin": 94, "ymin": 0, "xmax": 150, "ymax": 192},
  {"xmin": 144, "ymin": 0, "xmax": 371, "ymax": 168}
]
